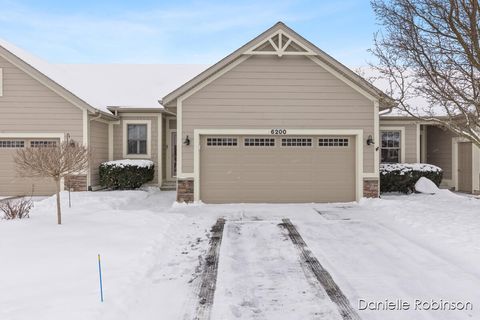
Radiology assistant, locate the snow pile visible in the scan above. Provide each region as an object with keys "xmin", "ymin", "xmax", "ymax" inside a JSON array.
[
  {"xmin": 414, "ymin": 177, "xmax": 440, "ymax": 194},
  {"xmin": 380, "ymin": 163, "xmax": 442, "ymax": 175},
  {"xmin": 101, "ymin": 159, "xmax": 154, "ymax": 168}
]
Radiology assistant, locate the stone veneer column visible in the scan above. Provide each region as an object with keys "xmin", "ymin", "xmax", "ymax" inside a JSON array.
[
  {"xmin": 177, "ymin": 179, "xmax": 194, "ymax": 202},
  {"xmin": 363, "ymin": 178, "xmax": 379, "ymax": 198}
]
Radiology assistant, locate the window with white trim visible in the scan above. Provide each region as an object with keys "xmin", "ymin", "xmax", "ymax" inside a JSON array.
[
  {"xmin": 127, "ymin": 124, "xmax": 148, "ymax": 154},
  {"xmin": 244, "ymin": 138, "xmax": 275, "ymax": 147},
  {"xmin": 206, "ymin": 137, "xmax": 237, "ymax": 146},
  {"xmin": 281, "ymin": 138, "xmax": 312, "ymax": 147},
  {"xmin": 318, "ymin": 138, "xmax": 349, "ymax": 147},
  {"xmin": 30, "ymin": 140, "xmax": 57, "ymax": 148},
  {"xmin": 381, "ymin": 131, "xmax": 401, "ymax": 163},
  {"xmin": 0, "ymin": 140, "xmax": 24, "ymax": 148}
]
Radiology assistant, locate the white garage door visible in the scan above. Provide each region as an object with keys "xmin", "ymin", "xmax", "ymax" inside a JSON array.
[
  {"xmin": 200, "ymin": 135, "xmax": 356, "ymax": 203},
  {"xmin": 0, "ymin": 138, "xmax": 59, "ymax": 196}
]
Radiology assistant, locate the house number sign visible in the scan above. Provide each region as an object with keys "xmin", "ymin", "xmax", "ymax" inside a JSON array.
[{"xmin": 270, "ymin": 129, "xmax": 287, "ymax": 135}]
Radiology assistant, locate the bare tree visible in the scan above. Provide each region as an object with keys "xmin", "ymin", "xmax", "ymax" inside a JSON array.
[
  {"xmin": 14, "ymin": 141, "xmax": 89, "ymax": 224},
  {"xmin": 370, "ymin": 0, "xmax": 480, "ymax": 146}
]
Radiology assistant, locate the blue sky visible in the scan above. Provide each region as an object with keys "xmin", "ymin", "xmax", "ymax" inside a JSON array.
[{"xmin": 0, "ymin": 0, "xmax": 379, "ymax": 66}]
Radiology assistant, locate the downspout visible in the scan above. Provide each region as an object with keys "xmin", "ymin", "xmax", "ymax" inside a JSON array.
[
  {"xmin": 89, "ymin": 111, "xmax": 102, "ymax": 122},
  {"xmin": 379, "ymin": 106, "xmax": 393, "ymax": 116}
]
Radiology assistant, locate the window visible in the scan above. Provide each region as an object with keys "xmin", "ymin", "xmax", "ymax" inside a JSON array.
[
  {"xmin": 30, "ymin": 140, "xmax": 57, "ymax": 148},
  {"xmin": 281, "ymin": 138, "xmax": 312, "ymax": 147},
  {"xmin": 319, "ymin": 138, "xmax": 349, "ymax": 147},
  {"xmin": 244, "ymin": 138, "xmax": 275, "ymax": 147},
  {"xmin": 0, "ymin": 140, "xmax": 24, "ymax": 148},
  {"xmin": 127, "ymin": 124, "xmax": 147, "ymax": 154},
  {"xmin": 206, "ymin": 137, "xmax": 237, "ymax": 146},
  {"xmin": 381, "ymin": 131, "xmax": 401, "ymax": 163}
]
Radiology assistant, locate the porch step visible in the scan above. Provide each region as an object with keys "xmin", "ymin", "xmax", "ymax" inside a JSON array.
[{"xmin": 160, "ymin": 181, "xmax": 176, "ymax": 191}]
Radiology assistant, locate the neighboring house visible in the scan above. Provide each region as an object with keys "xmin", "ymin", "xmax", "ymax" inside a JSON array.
[{"xmin": 0, "ymin": 22, "xmax": 478, "ymax": 202}]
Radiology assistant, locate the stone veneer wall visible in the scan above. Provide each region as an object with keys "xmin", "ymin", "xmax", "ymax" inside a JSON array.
[
  {"xmin": 363, "ymin": 178, "xmax": 379, "ymax": 198},
  {"xmin": 177, "ymin": 179, "xmax": 194, "ymax": 202}
]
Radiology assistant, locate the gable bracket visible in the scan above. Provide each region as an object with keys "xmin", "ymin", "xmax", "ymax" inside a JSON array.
[{"xmin": 244, "ymin": 29, "xmax": 317, "ymax": 57}]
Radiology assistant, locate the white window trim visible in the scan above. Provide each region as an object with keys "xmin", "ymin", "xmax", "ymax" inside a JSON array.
[
  {"xmin": 122, "ymin": 120, "xmax": 152, "ymax": 159},
  {"xmin": 380, "ymin": 126, "xmax": 405, "ymax": 163},
  {"xmin": 193, "ymin": 129, "xmax": 364, "ymax": 202},
  {"xmin": 0, "ymin": 68, "xmax": 3, "ymax": 96}
]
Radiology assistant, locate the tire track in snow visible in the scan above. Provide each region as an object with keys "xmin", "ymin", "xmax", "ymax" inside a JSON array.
[
  {"xmin": 279, "ymin": 218, "xmax": 361, "ymax": 320},
  {"xmin": 211, "ymin": 220, "xmax": 342, "ymax": 319},
  {"xmin": 193, "ymin": 218, "xmax": 226, "ymax": 320}
]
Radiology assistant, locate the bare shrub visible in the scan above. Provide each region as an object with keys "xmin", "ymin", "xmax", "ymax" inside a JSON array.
[
  {"xmin": 0, "ymin": 198, "xmax": 33, "ymax": 220},
  {"xmin": 14, "ymin": 140, "xmax": 88, "ymax": 224}
]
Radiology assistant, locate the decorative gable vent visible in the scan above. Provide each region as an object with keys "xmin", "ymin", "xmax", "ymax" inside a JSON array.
[{"xmin": 245, "ymin": 30, "xmax": 316, "ymax": 57}]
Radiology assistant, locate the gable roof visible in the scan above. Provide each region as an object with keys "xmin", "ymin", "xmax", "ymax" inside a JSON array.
[
  {"xmin": 56, "ymin": 64, "xmax": 208, "ymax": 111},
  {"xmin": 162, "ymin": 22, "xmax": 396, "ymax": 108},
  {"xmin": 0, "ymin": 39, "xmax": 208, "ymax": 114}
]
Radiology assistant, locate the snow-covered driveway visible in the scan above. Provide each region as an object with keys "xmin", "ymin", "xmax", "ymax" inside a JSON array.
[{"xmin": 1, "ymin": 189, "xmax": 479, "ymax": 320}]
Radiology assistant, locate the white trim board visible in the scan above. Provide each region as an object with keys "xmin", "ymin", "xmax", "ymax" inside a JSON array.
[
  {"xmin": 373, "ymin": 101, "xmax": 379, "ymax": 174},
  {"xmin": 193, "ymin": 128, "xmax": 364, "ymax": 202},
  {"xmin": 122, "ymin": 119, "xmax": 152, "ymax": 159},
  {"xmin": 380, "ymin": 126, "xmax": 406, "ymax": 163},
  {"xmin": 157, "ymin": 115, "xmax": 163, "ymax": 187}
]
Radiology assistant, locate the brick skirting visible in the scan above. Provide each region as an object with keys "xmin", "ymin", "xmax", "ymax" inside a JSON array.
[
  {"xmin": 363, "ymin": 179, "xmax": 379, "ymax": 198},
  {"xmin": 177, "ymin": 179, "xmax": 194, "ymax": 203},
  {"xmin": 64, "ymin": 175, "xmax": 87, "ymax": 191}
]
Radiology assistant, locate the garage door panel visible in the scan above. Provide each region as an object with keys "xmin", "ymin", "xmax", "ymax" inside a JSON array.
[
  {"xmin": 200, "ymin": 135, "xmax": 356, "ymax": 203},
  {"xmin": 0, "ymin": 138, "xmax": 58, "ymax": 196}
]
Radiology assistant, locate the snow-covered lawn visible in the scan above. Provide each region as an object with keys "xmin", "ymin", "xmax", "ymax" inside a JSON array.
[{"xmin": 0, "ymin": 189, "xmax": 479, "ymax": 320}]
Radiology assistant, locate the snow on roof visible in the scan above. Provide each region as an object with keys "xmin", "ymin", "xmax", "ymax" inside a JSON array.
[
  {"xmin": 56, "ymin": 64, "xmax": 209, "ymax": 111},
  {"xmin": 0, "ymin": 39, "xmax": 208, "ymax": 113},
  {"xmin": 356, "ymin": 66, "xmax": 445, "ymax": 117}
]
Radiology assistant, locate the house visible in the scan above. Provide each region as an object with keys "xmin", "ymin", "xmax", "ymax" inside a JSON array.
[{"xmin": 0, "ymin": 22, "xmax": 479, "ymax": 202}]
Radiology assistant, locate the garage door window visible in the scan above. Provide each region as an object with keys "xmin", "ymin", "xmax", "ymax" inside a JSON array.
[
  {"xmin": 244, "ymin": 138, "xmax": 275, "ymax": 147},
  {"xmin": 381, "ymin": 131, "xmax": 401, "ymax": 163},
  {"xmin": 31, "ymin": 140, "xmax": 57, "ymax": 148},
  {"xmin": 319, "ymin": 138, "xmax": 349, "ymax": 147},
  {"xmin": 281, "ymin": 138, "xmax": 312, "ymax": 147},
  {"xmin": 207, "ymin": 137, "xmax": 237, "ymax": 146},
  {"xmin": 0, "ymin": 140, "xmax": 24, "ymax": 148}
]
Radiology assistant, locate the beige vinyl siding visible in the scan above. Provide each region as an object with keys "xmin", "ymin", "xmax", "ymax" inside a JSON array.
[
  {"xmin": 181, "ymin": 55, "xmax": 375, "ymax": 173},
  {"xmin": 112, "ymin": 116, "xmax": 159, "ymax": 183},
  {"xmin": 0, "ymin": 55, "xmax": 83, "ymax": 142},
  {"xmin": 169, "ymin": 119, "xmax": 176, "ymax": 130},
  {"xmin": 427, "ymin": 126, "xmax": 454, "ymax": 179},
  {"xmin": 380, "ymin": 122, "xmax": 419, "ymax": 163},
  {"xmin": 90, "ymin": 120, "xmax": 109, "ymax": 186}
]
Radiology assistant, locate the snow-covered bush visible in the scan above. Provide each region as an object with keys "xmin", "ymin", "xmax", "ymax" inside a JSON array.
[
  {"xmin": 380, "ymin": 163, "xmax": 443, "ymax": 194},
  {"xmin": 0, "ymin": 198, "xmax": 32, "ymax": 220},
  {"xmin": 99, "ymin": 160, "xmax": 155, "ymax": 190}
]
